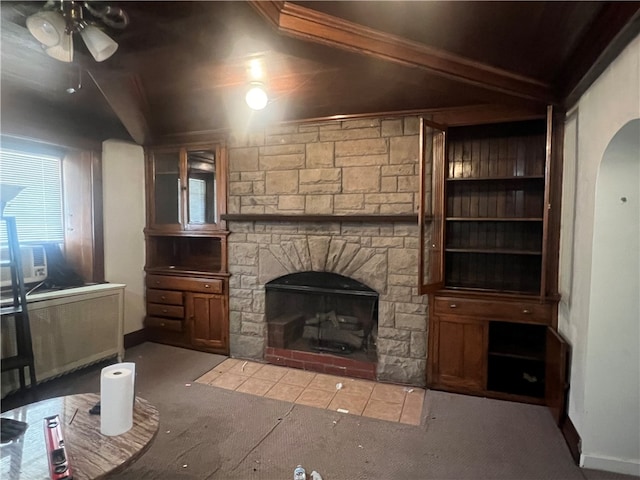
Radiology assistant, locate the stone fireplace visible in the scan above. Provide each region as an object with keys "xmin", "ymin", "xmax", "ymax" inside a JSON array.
[{"xmin": 226, "ymin": 116, "xmax": 428, "ymax": 386}]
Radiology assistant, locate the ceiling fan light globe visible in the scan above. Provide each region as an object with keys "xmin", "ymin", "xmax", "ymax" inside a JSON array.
[
  {"xmin": 45, "ymin": 32, "xmax": 73, "ymax": 63},
  {"xmin": 245, "ymin": 85, "xmax": 268, "ymax": 110},
  {"xmin": 26, "ymin": 11, "xmax": 66, "ymax": 47},
  {"xmin": 80, "ymin": 25, "xmax": 118, "ymax": 62}
]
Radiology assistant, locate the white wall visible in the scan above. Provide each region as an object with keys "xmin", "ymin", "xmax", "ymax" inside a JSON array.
[
  {"xmin": 559, "ymin": 33, "xmax": 640, "ymax": 475},
  {"xmin": 585, "ymin": 120, "xmax": 639, "ymax": 471},
  {"xmin": 102, "ymin": 140, "xmax": 146, "ymax": 334}
]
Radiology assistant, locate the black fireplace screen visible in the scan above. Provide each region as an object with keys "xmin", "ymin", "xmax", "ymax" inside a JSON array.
[{"xmin": 265, "ymin": 271, "xmax": 378, "ymax": 361}]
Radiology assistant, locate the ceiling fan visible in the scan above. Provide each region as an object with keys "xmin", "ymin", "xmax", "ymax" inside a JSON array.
[{"xmin": 26, "ymin": 0, "xmax": 128, "ymax": 63}]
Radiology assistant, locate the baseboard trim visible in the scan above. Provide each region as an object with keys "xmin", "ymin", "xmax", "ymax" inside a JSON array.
[
  {"xmin": 561, "ymin": 415, "xmax": 581, "ymax": 464},
  {"xmin": 124, "ymin": 328, "xmax": 148, "ymax": 349},
  {"xmin": 580, "ymin": 454, "xmax": 640, "ymax": 476}
]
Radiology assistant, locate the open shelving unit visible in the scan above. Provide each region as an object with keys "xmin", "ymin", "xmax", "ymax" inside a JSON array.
[
  {"xmin": 424, "ymin": 114, "xmax": 568, "ymax": 415},
  {"xmin": 487, "ymin": 321, "xmax": 547, "ymax": 398},
  {"xmin": 443, "ymin": 120, "xmax": 547, "ymax": 295}
]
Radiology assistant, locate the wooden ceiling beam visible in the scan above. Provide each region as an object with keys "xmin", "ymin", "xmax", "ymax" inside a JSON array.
[
  {"xmin": 249, "ymin": 1, "xmax": 556, "ymax": 105},
  {"xmin": 87, "ymin": 70, "xmax": 153, "ymax": 146},
  {"xmin": 558, "ymin": 3, "xmax": 640, "ymax": 108}
]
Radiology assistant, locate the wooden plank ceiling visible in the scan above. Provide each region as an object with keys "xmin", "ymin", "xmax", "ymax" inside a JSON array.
[{"xmin": 1, "ymin": 1, "xmax": 639, "ymax": 146}]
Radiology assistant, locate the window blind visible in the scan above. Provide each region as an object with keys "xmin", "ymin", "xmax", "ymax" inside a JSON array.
[
  {"xmin": 189, "ymin": 178, "xmax": 205, "ymax": 223},
  {"xmin": 0, "ymin": 148, "xmax": 64, "ymax": 244}
]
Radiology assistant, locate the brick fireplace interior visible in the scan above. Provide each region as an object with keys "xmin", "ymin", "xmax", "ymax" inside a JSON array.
[{"xmin": 265, "ymin": 271, "xmax": 378, "ymax": 379}]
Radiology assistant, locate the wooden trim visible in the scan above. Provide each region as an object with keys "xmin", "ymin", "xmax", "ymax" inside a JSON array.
[
  {"xmin": 540, "ymin": 106, "xmax": 553, "ymax": 299},
  {"xmin": 222, "ymin": 214, "xmax": 417, "ymax": 223},
  {"xmin": 91, "ymin": 151, "xmax": 105, "ymax": 283},
  {"xmin": 144, "ymin": 230, "xmax": 230, "ymax": 238},
  {"xmin": 561, "ymin": 415, "xmax": 581, "ymax": 465},
  {"xmin": 249, "ymin": 0, "xmax": 284, "ymax": 27},
  {"xmin": 124, "ymin": 329, "xmax": 148, "ymax": 349},
  {"xmin": 249, "ymin": 1, "xmax": 555, "ymax": 104},
  {"xmin": 154, "ymin": 105, "xmax": 546, "ymax": 142},
  {"xmin": 546, "ymin": 108, "xmax": 565, "ymax": 302},
  {"xmin": 216, "ymin": 142, "xmax": 228, "ymax": 234},
  {"xmin": 419, "ymin": 119, "xmax": 447, "ymax": 294},
  {"xmin": 430, "ymin": 104, "xmax": 546, "ymax": 128},
  {"xmin": 418, "ymin": 118, "xmax": 427, "ymax": 294},
  {"xmin": 62, "ymin": 150, "xmax": 103, "ymax": 283}
]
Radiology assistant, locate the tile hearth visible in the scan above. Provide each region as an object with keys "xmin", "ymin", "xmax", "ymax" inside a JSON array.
[{"xmin": 196, "ymin": 358, "xmax": 425, "ymax": 425}]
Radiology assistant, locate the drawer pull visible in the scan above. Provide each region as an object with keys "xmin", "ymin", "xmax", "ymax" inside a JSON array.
[
  {"xmin": 162, "ymin": 309, "xmax": 168, "ymax": 313},
  {"xmin": 449, "ymin": 304, "xmax": 457, "ymax": 308},
  {"xmin": 522, "ymin": 309, "xmax": 531, "ymax": 314},
  {"xmin": 204, "ymin": 284, "xmax": 211, "ymax": 288},
  {"xmin": 161, "ymin": 296, "xmax": 166, "ymax": 300},
  {"xmin": 155, "ymin": 280, "xmax": 161, "ymax": 285},
  {"xmin": 160, "ymin": 322, "xmax": 165, "ymax": 327}
]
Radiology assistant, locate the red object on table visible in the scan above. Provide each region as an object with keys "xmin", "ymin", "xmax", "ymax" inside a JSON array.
[{"xmin": 44, "ymin": 415, "xmax": 73, "ymax": 480}]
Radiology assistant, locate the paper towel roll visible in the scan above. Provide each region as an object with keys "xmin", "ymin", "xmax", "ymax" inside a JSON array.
[{"xmin": 100, "ymin": 362, "xmax": 136, "ymax": 436}]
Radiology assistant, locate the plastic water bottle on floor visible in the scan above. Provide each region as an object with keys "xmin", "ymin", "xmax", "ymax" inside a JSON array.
[{"xmin": 294, "ymin": 465, "xmax": 306, "ymax": 480}]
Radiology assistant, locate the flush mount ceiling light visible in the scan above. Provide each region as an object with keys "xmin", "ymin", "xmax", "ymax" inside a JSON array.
[
  {"xmin": 245, "ymin": 83, "xmax": 268, "ymax": 110},
  {"xmin": 26, "ymin": 0, "xmax": 128, "ymax": 63}
]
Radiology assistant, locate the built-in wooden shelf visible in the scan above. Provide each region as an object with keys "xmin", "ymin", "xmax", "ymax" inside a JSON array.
[
  {"xmin": 446, "ymin": 175, "xmax": 544, "ymax": 182},
  {"xmin": 446, "ymin": 217, "xmax": 543, "ymax": 222},
  {"xmin": 221, "ymin": 214, "xmax": 419, "ymax": 223},
  {"xmin": 445, "ymin": 248, "xmax": 542, "ymax": 255}
]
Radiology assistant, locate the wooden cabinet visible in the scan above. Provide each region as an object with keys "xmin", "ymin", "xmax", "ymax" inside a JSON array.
[
  {"xmin": 420, "ymin": 112, "xmax": 561, "ymax": 297},
  {"xmin": 144, "ymin": 140, "xmax": 229, "ymax": 355},
  {"xmin": 421, "ymin": 108, "xmax": 569, "ymax": 418},
  {"xmin": 145, "ymin": 274, "xmax": 229, "ymax": 355},
  {"xmin": 146, "ymin": 143, "xmax": 227, "ymax": 233},
  {"xmin": 430, "ymin": 315, "xmax": 486, "ymax": 391},
  {"xmin": 188, "ymin": 292, "xmax": 227, "ymax": 351},
  {"xmin": 429, "ymin": 296, "xmax": 567, "ymax": 410},
  {"xmin": 443, "ymin": 119, "xmax": 547, "ymax": 295},
  {"xmin": 433, "ymin": 296, "xmax": 552, "ymax": 323}
]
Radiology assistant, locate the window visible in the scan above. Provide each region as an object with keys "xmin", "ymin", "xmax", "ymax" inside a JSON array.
[
  {"xmin": 188, "ymin": 177, "xmax": 206, "ymax": 223},
  {"xmin": 0, "ymin": 145, "xmax": 64, "ymax": 245}
]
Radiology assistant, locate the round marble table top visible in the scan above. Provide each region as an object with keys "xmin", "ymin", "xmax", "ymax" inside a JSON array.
[{"xmin": 1, "ymin": 393, "xmax": 159, "ymax": 479}]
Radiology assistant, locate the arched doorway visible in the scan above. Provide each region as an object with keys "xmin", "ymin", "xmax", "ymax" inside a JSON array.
[{"xmin": 584, "ymin": 118, "xmax": 639, "ymax": 464}]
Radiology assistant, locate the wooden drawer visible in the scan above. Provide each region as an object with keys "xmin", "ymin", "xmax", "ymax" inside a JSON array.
[
  {"xmin": 147, "ymin": 274, "xmax": 223, "ymax": 294},
  {"xmin": 147, "ymin": 303, "xmax": 184, "ymax": 319},
  {"xmin": 147, "ymin": 289, "xmax": 183, "ymax": 305},
  {"xmin": 434, "ymin": 296, "xmax": 551, "ymax": 324},
  {"xmin": 145, "ymin": 316, "xmax": 183, "ymax": 331}
]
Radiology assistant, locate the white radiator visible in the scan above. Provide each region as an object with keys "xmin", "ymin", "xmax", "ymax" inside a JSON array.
[{"xmin": 1, "ymin": 284, "xmax": 125, "ymax": 396}]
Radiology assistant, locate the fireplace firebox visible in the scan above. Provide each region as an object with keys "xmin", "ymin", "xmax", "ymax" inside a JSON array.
[{"xmin": 265, "ymin": 272, "xmax": 379, "ymax": 369}]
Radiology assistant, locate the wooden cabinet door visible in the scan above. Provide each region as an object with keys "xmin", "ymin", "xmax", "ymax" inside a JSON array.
[
  {"xmin": 146, "ymin": 148, "xmax": 183, "ymax": 232},
  {"xmin": 431, "ymin": 315, "xmax": 487, "ymax": 391},
  {"xmin": 187, "ymin": 292, "xmax": 228, "ymax": 354},
  {"xmin": 419, "ymin": 118, "xmax": 447, "ymax": 293},
  {"xmin": 146, "ymin": 143, "xmax": 228, "ymax": 233},
  {"xmin": 545, "ymin": 327, "xmax": 568, "ymax": 425}
]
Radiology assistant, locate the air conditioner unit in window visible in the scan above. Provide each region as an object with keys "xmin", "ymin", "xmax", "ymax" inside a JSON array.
[{"xmin": 0, "ymin": 245, "xmax": 48, "ymax": 287}]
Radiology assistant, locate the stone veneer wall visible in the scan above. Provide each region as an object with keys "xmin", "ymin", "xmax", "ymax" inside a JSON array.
[{"xmin": 226, "ymin": 116, "xmax": 428, "ymax": 386}]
